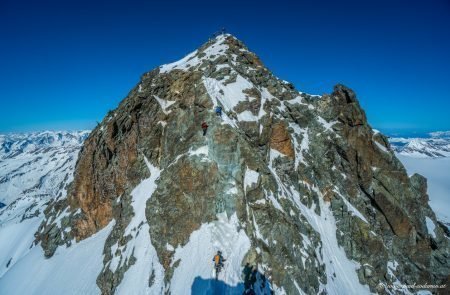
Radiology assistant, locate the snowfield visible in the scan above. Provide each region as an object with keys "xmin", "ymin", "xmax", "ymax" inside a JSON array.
[{"xmin": 0, "ymin": 221, "xmax": 115, "ymax": 295}]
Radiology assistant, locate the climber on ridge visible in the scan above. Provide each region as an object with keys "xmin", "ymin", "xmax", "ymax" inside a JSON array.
[
  {"xmin": 215, "ymin": 105, "xmax": 222, "ymax": 117},
  {"xmin": 213, "ymin": 250, "xmax": 226, "ymax": 279},
  {"xmin": 201, "ymin": 121, "xmax": 209, "ymax": 136}
]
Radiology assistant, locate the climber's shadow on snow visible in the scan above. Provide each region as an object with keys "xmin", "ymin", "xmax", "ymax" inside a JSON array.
[
  {"xmin": 191, "ymin": 272, "xmax": 272, "ymax": 295},
  {"xmin": 191, "ymin": 277, "xmax": 245, "ymax": 294}
]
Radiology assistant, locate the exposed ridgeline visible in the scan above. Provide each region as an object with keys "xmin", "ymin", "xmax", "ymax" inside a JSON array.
[{"xmin": 36, "ymin": 34, "xmax": 448, "ymax": 294}]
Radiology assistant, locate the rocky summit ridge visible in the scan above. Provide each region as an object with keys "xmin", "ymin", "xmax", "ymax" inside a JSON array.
[{"xmin": 34, "ymin": 34, "xmax": 449, "ymax": 294}]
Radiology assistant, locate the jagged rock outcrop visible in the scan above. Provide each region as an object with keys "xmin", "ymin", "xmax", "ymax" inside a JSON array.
[{"xmin": 36, "ymin": 34, "xmax": 449, "ymax": 294}]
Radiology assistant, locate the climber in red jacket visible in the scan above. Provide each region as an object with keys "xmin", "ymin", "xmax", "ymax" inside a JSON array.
[{"xmin": 201, "ymin": 122, "xmax": 209, "ymax": 136}]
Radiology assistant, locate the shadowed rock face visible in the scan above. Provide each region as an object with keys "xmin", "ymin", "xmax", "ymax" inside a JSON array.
[{"xmin": 36, "ymin": 34, "xmax": 449, "ymax": 294}]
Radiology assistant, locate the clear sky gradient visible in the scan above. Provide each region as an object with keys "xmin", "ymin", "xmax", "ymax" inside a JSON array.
[{"xmin": 1, "ymin": 0, "xmax": 449, "ymax": 134}]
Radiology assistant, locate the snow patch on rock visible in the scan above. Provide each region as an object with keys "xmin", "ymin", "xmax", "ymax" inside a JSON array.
[
  {"xmin": 244, "ymin": 167, "xmax": 259, "ymax": 194},
  {"xmin": 153, "ymin": 95, "xmax": 176, "ymax": 114},
  {"xmin": 425, "ymin": 217, "xmax": 436, "ymax": 238},
  {"xmin": 114, "ymin": 157, "xmax": 165, "ymax": 294}
]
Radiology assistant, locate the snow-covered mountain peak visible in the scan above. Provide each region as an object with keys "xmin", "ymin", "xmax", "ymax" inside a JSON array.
[
  {"xmin": 159, "ymin": 33, "xmax": 246, "ymax": 74},
  {"xmin": 1, "ymin": 35, "xmax": 449, "ymax": 295},
  {"xmin": 153, "ymin": 33, "xmax": 319, "ymax": 134}
]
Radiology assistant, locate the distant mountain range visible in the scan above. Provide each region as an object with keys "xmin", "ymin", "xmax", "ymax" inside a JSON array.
[
  {"xmin": 0, "ymin": 131, "xmax": 89, "ymax": 201},
  {"xmin": 389, "ymin": 131, "xmax": 450, "ymax": 158}
]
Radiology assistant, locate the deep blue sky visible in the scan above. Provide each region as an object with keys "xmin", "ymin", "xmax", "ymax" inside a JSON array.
[{"xmin": 1, "ymin": 0, "xmax": 449, "ymax": 134}]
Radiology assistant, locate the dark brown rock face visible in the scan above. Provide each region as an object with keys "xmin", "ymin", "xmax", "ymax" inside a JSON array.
[
  {"xmin": 36, "ymin": 34, "xmax": 449, "ymax": 294},
  {"xmin": 270, "ymin": 122, "xmax": 295, "ymax": 158}
]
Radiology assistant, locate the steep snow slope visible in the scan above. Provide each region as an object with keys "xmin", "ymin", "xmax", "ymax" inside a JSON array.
[
  {"xmin": 0, "ymin": 131, "xmax": 88, "ymax": 277},
  {"xmin": 170, "ymin": 213, "xmax": 252, "ymax": 295},
  {"xmin": 113, "ymin": 158, "xmax": 165, "ymax": 295},
  {"xmin": 0, "ymin": 221, "xmax": 114, "ymax": 295}
]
